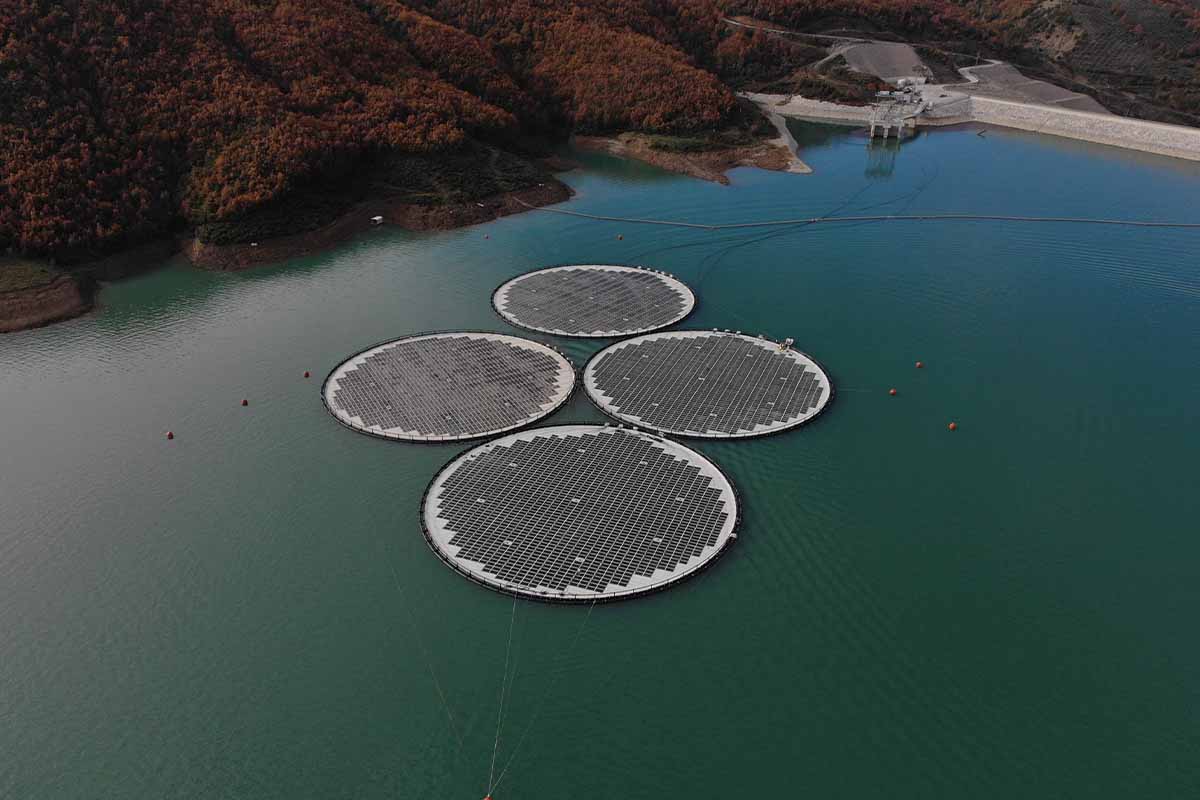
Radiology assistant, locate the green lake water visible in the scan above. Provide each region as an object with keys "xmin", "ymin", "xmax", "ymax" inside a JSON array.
[{"xmin": 3, "ymin": 123, "xmax": 1199, "ymax": 798}]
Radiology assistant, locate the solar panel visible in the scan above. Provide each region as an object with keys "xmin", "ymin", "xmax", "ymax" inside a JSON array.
[
  {"xmin": 323, "ymin": 332, "xmax": 575, "ymax": 442},
  {"xmin": 583, "ymin": 331, "xmax": 832, "ymax": 438},
  {"xmin": 493, "ymin": 265, "xmax": 695, "ymax": 337},
  {"xmin": 422, "ymin": 425, "xmax": 739, "ymax": 601}
]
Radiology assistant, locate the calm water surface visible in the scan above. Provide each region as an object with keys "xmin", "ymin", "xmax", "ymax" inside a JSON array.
[{"xmin": 3, "ymin": 124, "xmax": 1199, "ymax": 798}]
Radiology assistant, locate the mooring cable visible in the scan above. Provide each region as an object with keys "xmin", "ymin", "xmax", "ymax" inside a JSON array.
[
  {"xmin": 487, "ymin": 596, "xmax": 519, "ymax": 795},
  {"xmin": 514, "ymin": 198, "xmax": 1200, "ymax": 231},
  {"xmin": 382, "ymin": 557, "xmax": 465, "ymax": 753},
  {"xmin": 491, "ymin": 599, "xmax": 598, "ymax": 794}
]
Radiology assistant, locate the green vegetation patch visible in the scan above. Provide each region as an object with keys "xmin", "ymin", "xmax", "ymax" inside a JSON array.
[
  {"xmin": 373, "ymin": 144, "xmax": 553, "ymax": 207},
  {"xmin": 646, "ymin": 135, "xmax": 725, "ymax": 153},
  {"xmin": 195, "ymin": 192, "xmax": 353, "ymax": 247},
  {"xmin": 647, "ymin": 98, "xmax": 775, "ymax": 152},
  {"xmin": 195, "ymin": 142, "xmax": 554, "ymax": 245},
  {"xmin": 760, "ymin": 58, "xmax": 885, "ymax": 106}
]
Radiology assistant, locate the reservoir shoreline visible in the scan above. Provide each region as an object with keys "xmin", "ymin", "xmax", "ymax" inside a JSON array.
[
  {"xmin": 0, "ymin": 273, "xmax": 92, "ymax": 334},
  {"xmin": 183, "ymin": 179, "xmax": 573, "ymax": 271},
  {"xmin": 573, "ymin": 131, "xmax": 807, "ymax": 184},
  {"xmin": 2, "ymin": 131, "xmax": 809, "ymax": 335},
  {"xmin": 1, "ymin": 178, "xmax": 572, "ymax": 334}
]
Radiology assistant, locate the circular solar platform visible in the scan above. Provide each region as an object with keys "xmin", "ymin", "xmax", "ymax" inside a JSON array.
[
  {"xmin": 492, "ymin": 264, "xmax": 695, "ymax": 337},
  {"xmin": 422, "ymin": 424, "xmax": 739, "ymax": 602},
  {"xmin": 583, "ymin": 331, "xmax": 832, "ymax": 439},
  {"xmin": 323, "ymin": 332, "xmax": 574, "ymax": 442}
]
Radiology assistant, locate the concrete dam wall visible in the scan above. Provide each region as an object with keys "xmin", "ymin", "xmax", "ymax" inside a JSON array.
[
  {"xmin": 959, "ymin": 96, "xmax": 1200, "ymax": 162},
  {"xmin": 750, "ymin": 92, "xmax": 1200, "ymax": 163}
]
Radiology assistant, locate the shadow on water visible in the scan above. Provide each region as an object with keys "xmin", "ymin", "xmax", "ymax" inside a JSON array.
[
  {"xmin": 865, "ymin": 139, "xmax": 902, "ymax": 179},
  {"xmin": 785, "ymin": 118, "xmax": 929, "ymax": 181},
  {"xmin": 559, "ymin": 147, "xmax": 687, "ymax": 188},
  {"xmin": 784, "ymin": 118, "xmax": 862, "ymax": 150}
]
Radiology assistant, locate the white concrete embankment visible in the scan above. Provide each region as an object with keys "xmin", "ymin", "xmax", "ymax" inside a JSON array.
[
  {"xmin": 748, "ymin": 91, "xmax": 1200, "ymax": 163},
  {"xmin": 955, "ymin": 96, "xmax": 1200, "ymax": 162},
  {"xmin": 764, "ymin": 109, "xmax": 814, "ymax": 174},
  {"xmin": 743, "ymin": 93, "xmax": 873, "ymax": 126}
]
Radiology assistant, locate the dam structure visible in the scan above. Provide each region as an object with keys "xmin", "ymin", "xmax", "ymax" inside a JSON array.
[
  {"xmin": 421, "ymin": 425, "xmax": 739, "ymax": 602},
  {"xmin": 323, "ymin": 332, "xmax": 575, "ymax": 442},
  {"xmin": 745, "ymin": 81, "xmax": 1200, "ymax": 163},
  {"xmin": 868, "ymin": 97, "xmax": 920, "ymax": 140}
]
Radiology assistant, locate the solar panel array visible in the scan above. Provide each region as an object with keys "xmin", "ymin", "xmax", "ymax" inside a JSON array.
[
  {"xmin": 423, "ymin": 425, "xmax": 738, "ymax": 601},
  {"xmin": 493, "ymin": 265, "xmax": 695, "ymax": 337},
  {"xmin": 323, "ymin": 333, "xmax": 574, "ymax": 442},
  {"xmin": 584, "ymin": 331, "xmax": 831, "ymax": 438}
]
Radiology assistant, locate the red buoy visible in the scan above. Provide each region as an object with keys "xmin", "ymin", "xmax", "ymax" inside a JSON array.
[
  {"xmin": 166, "ymin": 431, "xmax": 174, "ymax": 440},
  {"xmin": 948, "ymin": 422, "xmax": 958, "ymax": 431},
  {"xmin": 915, "ymin": 361, "xmax": 924, "ymax": 369},
  {"xmin": 304, "ymin": 371, "xmax": 311, "ymax": 379},
  {"xmin": 888, "ymin": 388, "xmax": 897, "ymax": 396},
  {"xmin": 241, "ymin": 399, "xmax": 249, "ymax": 407}
]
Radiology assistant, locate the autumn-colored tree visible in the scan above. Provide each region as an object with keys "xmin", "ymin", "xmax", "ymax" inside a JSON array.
[
  {"xmin": 0, "ymin": 0, "xmax": 749, "ymax": 259},
  {"xmin": 3, "ymin": 0, "xmax": 1197, "ymax": 261}
]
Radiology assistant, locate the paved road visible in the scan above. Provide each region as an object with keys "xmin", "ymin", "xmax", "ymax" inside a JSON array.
[{"xmin": 722, "ymin": 17, "xmax": 864, "ymax": 43}]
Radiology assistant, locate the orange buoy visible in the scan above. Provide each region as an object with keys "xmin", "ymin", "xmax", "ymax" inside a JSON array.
[
  {"xmin": 915, "ymin": 361, "xmax": 924, "ymax": 369},
  {"xmin": 304, "ymin": 370, "xmax": 310, "ymax": 378},
  {"xmin": 948, "ymin": 422, "xmax": 958, "ymax": 431},
  {"xmin": 241, "ymin": 399, "xmax": 248, "ymax": 407},
  {"xmin": 166, "ymin": 431, "xmax": 174, "ymax": 440},
  {"xmin": 888, "ymin": 388, "xmax": 897, "ymax": 396}
]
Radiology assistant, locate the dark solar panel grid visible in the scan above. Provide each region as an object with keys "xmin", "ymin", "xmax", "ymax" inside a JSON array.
[
  {"xmin": 325, "ymin": 333, "xmax": 573, "ymax": 441},
  {"xmin": 586, "ymin": 332, "xmax": 831, "ymax": 438},
  {"xmin": 424, "ymin": 427, "xmax": 737, "ymax": 600},
  {"xmin": 494, "ymin": 266, "xmax": 694, "ymax": 337}
]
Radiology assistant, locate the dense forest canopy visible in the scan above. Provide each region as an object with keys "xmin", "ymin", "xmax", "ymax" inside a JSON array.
[{"xmin": 2, "ymin": 0, "xmax": 1197, "ymax": 262}]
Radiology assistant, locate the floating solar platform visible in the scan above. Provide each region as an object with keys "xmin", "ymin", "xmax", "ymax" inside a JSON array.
[
  {"xmin": 323, "ymin": 332, "xmax": 574, "ymax": 442},
  {"xmin": 492, "ymin": 264, "xmax": 695, "ymax": 337},
  {"xmin": 584, "ymin": 331, "xmax": 832, "ymax": 439},
  {"xmin": 422, "ymin": 424, "xmax": 739, "ymax": 602}
]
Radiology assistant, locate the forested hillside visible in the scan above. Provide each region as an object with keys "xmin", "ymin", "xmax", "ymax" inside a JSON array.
[
  {"xmin": 2, "ymin": 0, "xmax": 1197, "ymax": 264},
  {"xmin": 0, "ymin": 0, "xmax": 759, "ymax": 261}
]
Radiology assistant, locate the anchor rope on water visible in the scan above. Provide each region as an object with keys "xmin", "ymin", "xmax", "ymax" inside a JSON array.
[
  {"xmin": 491, "ymin": 599, "xmax": 598, "ymax": 795},
  {"xmin": 382, "ymin": 556, "xmax": 464, "ymax": 753},
  {"xmin": 487, "ymin": 596, "xmax": 519, "ymax": 796},
  {"xmin": 513, "ymin": 197, "xmax": 1200, "ymax": 231}
]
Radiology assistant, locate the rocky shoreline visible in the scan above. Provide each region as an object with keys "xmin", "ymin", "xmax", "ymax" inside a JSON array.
[
  {"xmin": 186, "ymin": 179, "xmax": 572, "ymax": 271},
  {"xmin": 2, "ymin": 129, "xmax": 821, "ymax": 333},
  {"xmin": 0, "ymin": 273, "xmax": 92, "ymax": 333},
  {"xmin": 1, "ymin": 179, "xmax": 572, "ymax": 332},
  {"xmin": 573, "ymin": 132, "xmax": 808, "ymax": 184}
]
